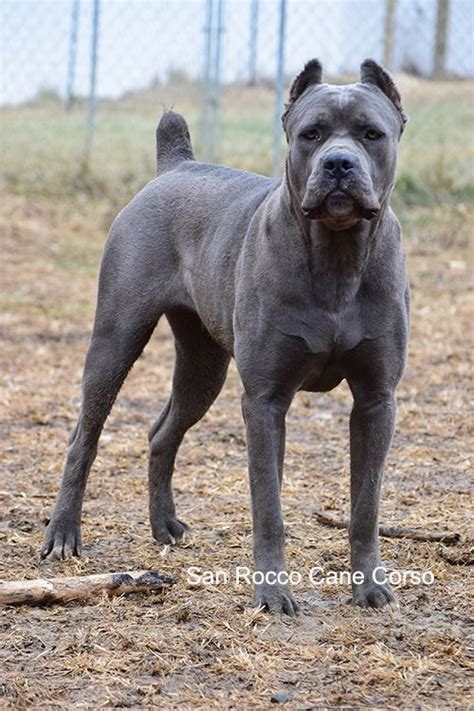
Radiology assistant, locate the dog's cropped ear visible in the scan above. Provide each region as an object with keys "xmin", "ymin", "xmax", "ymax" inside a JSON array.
[
  {"xmin": 282, "ymin": 59, "xmax": 323, "ymax": 130},
  {"xmin": 360, "ymin": 59, "xmax": 408, "ymax": 133}
]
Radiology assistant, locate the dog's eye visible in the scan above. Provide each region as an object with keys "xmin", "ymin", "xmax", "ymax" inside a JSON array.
[
  {"xmin": 301, "ymin": 129, "xmax": 321, "ymax": 142},
  {"xmin": 365, "ymin": 129, "xmax": 383, "ymax": 141}
]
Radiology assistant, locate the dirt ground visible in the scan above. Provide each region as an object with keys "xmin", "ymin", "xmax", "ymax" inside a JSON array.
[{"xmin": 1, "ymin": 194, "xmax": 473, "ymax": 709}]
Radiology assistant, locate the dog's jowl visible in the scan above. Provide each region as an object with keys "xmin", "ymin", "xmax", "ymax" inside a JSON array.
[{"xmin": 42, "ymin": 59, "xmax": 409, "ymax": 616}]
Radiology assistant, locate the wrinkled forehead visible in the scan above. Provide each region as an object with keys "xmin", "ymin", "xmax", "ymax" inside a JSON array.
[{"xmin": 287, "ymin": 83, "xmax": 400, "ymax": 133}]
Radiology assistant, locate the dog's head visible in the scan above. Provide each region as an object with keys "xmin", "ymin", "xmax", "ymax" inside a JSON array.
[{"xmin": 282, "ymin": 59, "xmax": 407, "ymax": 232}]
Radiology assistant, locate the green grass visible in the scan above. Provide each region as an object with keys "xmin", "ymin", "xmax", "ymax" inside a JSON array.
[{"xmin": 2, "ymin": 78, "xmax": 473, "ymax": 214}]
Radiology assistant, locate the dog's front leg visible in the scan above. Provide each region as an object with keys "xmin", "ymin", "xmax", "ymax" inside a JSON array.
[
  {"xmin": 348, "ymin": 387, "xmax": 397, "ymax": 608},
  {"xmin": 241, "ymin": 392, "xmax": 299, "ymax": 616}
]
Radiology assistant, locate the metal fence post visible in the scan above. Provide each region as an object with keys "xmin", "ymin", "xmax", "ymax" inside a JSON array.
[
  {"xmin": 201, "ymin": 0, "xmax": 224, "ymax": 164},
  {"xmin": 272, "ymin": 0, "xmax": 287, "ymax": 178},
  {"xmin": 84, "ymin": 0, "xmax": 101, "ymax": 165},
  {"xmin": 209, "ymin": 0, "xmax": 224, "ymax": 163},
  {"xmin": 66, "ymin": 0, "xmax": 80, "ymax": 111},
  {"xmin": 201, "ymin": 0, "xmax": 214, "ymax": 160},
  {"xmin": 248, "ymin": 0, "xmax": 259, "ymax": 85}
]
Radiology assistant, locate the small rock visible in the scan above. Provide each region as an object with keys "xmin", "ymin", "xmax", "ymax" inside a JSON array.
[{"xmin": 271, "ymin": 692, "xmax": 292, "ymax": 704}]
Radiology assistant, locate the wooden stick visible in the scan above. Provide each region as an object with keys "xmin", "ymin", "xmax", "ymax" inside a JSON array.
[
  {"xmin": 0, "ymin": 570, "xmax": 176, "ymax": 606},
  {"xmin": 315, "ymin": 510, "xmax": 460, "ymax": 546}
]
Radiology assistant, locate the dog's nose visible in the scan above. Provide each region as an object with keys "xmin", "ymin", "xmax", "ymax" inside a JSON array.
[{"xmin": 323, "ymin": 151, "xmax": 356, "ymax": 177}]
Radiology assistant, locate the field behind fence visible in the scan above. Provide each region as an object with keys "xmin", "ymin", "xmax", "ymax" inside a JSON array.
[{"xmin": 2, "ymin": 0, "xmax": 474, "ymax": 215}]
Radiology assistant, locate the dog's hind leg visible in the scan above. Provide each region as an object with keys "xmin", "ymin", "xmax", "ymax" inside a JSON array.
[
  {"xmin": 41, "ymin": 230, "xmax": 164, "ymax": 560},
  {"xmin": 148, "ymin": 309, "xmax": 230, "ymax": 544}
]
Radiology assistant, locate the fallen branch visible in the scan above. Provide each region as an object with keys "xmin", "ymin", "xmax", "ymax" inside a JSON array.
[
  {"xmin": 0, "ymin": 570, "xmax": 176, "ymax": 606},
  {"xmin": 315, "ymin": 510, "xmax": 460, "ymax": 546}
]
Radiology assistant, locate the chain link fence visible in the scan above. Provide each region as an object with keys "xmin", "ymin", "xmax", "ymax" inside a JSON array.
[{"xmin": 1, "ymin": 0, "xmax": 473, "ymax": 204}]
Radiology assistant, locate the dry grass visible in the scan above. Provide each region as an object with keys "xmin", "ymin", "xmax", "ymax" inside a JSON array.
[{"xmin": 1, "ymin": 182, "xmax": 473, "ymax": 708}]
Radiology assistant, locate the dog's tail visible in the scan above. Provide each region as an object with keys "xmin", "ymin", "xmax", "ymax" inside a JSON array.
[{"xmin": 155, "ymin": 110, "xmax": 195, "ymax": 175}]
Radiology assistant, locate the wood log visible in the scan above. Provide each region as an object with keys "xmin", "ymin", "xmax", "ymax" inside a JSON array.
[
  {"xmin": 0, "ymin": 570, "xmax": 176, "ymax": 606},
  {"xmin": 315, "ymin": 510, "xmax": 461, "ymax": 545}
]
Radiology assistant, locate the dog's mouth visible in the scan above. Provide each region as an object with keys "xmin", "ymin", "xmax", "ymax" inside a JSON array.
[{"xmin": 301, "ymin": 182, "xmax": 380, "ymax": 228}]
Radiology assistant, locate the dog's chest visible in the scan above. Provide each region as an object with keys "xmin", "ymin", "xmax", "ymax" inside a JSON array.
[
  {"xmin": 278, "ymin": 302, "xmax": 381, "ymax": 393},
  {"xmin": 279, "ymin": 302, "xmax": 366, "ymax": 356}
]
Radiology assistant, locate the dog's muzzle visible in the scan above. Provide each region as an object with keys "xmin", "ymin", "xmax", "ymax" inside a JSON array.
[{"xmin": 301, "ymin": 150, "xmax": 380, "ymax": 225}]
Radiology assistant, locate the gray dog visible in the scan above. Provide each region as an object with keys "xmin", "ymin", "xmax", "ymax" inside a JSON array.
[{"xmin": 42, "ymin": 58, "xmax": 409, "ymax": 615}]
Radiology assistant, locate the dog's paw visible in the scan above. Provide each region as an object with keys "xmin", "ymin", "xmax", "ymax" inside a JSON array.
[
  {"xmin": 41, "ymin": 518, "xmax": 82, "ymax": 560},
  {"xmin": 254, "ymin": 583, "xmax": 300, "ymax": 617},
  {"xmin": 152, "ymin": 517, "xmax": 189, "ymax": 545},
  {"xmin": 352, "ymin": 581, "xmax": 396, "ymax": 609}
]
